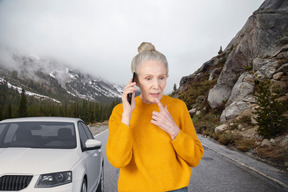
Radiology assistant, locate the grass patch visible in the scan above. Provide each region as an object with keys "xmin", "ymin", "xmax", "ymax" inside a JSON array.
[
  {"xmin": 235, "ymin": 138, "xmax": 258, "ymax": 152},
  {"xmin": 256, "ymin": 145, "xmax": 288, "ymax": 167},
  {"xmin": 218, "ymin": 133, "xmax": 242, "ymax": 145},
  {"xmin": 193, "ymin": 112, "xmax": 220, "ymax": 136}
]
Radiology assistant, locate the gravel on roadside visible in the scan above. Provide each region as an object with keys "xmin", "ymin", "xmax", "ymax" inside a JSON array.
[{"xmin": 89, "ymin": 121, "xmax": 109, "ymax": 136}]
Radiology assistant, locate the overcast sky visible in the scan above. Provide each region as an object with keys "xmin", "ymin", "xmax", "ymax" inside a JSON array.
[{"xmin": 0, "ymin": 0, "xmax": 264, "ymax": 93}]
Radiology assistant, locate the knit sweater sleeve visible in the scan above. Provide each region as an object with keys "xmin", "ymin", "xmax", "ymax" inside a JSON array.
[
  {"xmin": 106, "ymin": 104, "xmax": 133, "ymax": 168},
  {"xmin": 171, "ymin": 100, "xmax": 204, "ymax": 167}
]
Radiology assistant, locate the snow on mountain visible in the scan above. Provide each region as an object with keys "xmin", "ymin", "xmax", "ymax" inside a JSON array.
[
  {"xmin": 0, "ymin": 77, "xmax": 61, "ymax": 103},
  {"xmin": 0, "ymin": 48, "xmax": 123, "ymax": 103}
]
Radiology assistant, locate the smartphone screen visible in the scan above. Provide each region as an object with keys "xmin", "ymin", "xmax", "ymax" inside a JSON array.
[{"xmin": 127, "ymin": 72, "xmax": 136, "ymax": 104}]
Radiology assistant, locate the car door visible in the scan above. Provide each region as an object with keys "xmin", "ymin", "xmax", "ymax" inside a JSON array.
[{"xmin": 78, "ymin": 121, "xmax": 101, "ymax": 191}]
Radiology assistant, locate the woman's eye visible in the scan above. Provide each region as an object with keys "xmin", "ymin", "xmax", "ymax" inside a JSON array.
[
  {"xmin": 146, "ymin": 77, "xmax": 151, "ymax": 80},
  {"xmin": 160, "ymin": 76, "xmax": 165, "ymax": 80}
]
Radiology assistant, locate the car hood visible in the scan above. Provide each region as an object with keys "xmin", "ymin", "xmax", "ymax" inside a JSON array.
[{"xmin": 0, "ymin": 148, "xmax": 80, "ymax": 175}]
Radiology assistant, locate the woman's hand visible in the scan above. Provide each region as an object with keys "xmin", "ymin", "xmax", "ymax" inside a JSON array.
[
  {"xmin": 151, "ymin": 98, "xmax": 180, "ymax": 140},
  {"xmin": 121, "ymin": 79, "xmax": 137, "ymax": 126}
]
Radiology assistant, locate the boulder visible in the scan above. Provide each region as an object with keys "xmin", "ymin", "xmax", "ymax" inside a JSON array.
[
  {"xmin": 260, "ymin": 139, "xmax": 271, "ymax": 147},
  {"xmin": 220, "ymin": 101, "xmax": 252, "ymax": 122},
  {"xmin": 207, "ymin": 84, "xmax": 231, "ymax": 109},
  {"xmin": 273, "ymin": 72, "xmax": 284, "ymax": 80},
  {"xmin": 215, "ymin": 124, "xmax": 229, "ymax": 133},
  {"xmin": 253, "ymin": 58, "xmax": 277, "ymax": 78},
  {"xmin": 226, "ymin": 72, "xmax": 255, "ymax": 106},
  {"xmin": 220, "ymin": 72, "xmax": 256, "ymax": 122},
  {"xmin": 189, "ymin": 108, "xmax": 197, "ymax": 116},
  {"xmin": 279, "ymin": 135, "xmax": 288, "ymax": 147},
  {"xmin": 276, "ymin": 63, "xmax": 288, "ymax": 73},
  {"xmin": 270, "ymin": 138, "xmax": 276, "ymax": 146}
]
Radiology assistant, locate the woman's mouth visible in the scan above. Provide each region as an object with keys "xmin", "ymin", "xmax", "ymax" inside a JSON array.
[{"xmin": 150, "ymin": 93, "xmax": 160, "ymax": 97}]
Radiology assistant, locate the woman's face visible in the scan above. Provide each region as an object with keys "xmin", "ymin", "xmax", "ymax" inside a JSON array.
[{"xmin": 136, "ymin": 60, "xmax": 168, "ymax": 104}]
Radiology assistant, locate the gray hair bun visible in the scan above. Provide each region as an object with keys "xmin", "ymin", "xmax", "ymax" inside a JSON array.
[
  {"xmin": 138, "ymin": 42, "xmax": 156, "ymax": 53},
  {"xmin": 131, "ymin": 42, "xmax": 168, "ymax": 75}
]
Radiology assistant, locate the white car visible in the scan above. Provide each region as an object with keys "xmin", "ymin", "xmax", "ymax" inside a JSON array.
[{"xmin": 0, "ymin": 117, "xmax": 104, "ymax": 192}]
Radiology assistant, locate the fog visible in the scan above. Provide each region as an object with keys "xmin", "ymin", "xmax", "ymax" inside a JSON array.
[{"xmin": 0, "ymin": 0, "xmax": 264, "ymax": 93}]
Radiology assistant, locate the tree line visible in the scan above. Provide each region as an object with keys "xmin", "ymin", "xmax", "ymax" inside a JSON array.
[{"xmin": 0, "ymin": 82, "xmax": 121, "ymax": 124}]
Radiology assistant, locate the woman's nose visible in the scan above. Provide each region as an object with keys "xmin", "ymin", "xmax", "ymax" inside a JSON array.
[{"xmin": 152, "ymin": 79, "xmax": 160, "ymax": 89}]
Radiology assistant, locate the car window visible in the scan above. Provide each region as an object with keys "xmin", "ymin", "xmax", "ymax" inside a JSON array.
[
  {"xmin": 0, "ymin": 122, "xmax": 76, "ymax": 149},
  {"xmin": 78, "ymin": 122, "xmax": 89, "ymax": 150},
  {"xmin": 81, "ymin": 122, "xmax": 94, "ymax": 139},
  {"xmin": 3, "ymin": 124, "xmax": 18, "ymax": 144},
  {"xmin": 0, "ymin": 124, "xmax": 8, "ymax": 143}
]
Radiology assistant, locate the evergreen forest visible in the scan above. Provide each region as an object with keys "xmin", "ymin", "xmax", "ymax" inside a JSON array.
[{"xmin": 0, "ymin": 82, "xmax": 121, "ymax": 124}]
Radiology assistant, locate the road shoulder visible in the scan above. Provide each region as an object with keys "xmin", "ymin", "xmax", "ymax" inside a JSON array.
[{"xmin": 198, "ymin": 134, "xmax": 288, "ymax": 190}]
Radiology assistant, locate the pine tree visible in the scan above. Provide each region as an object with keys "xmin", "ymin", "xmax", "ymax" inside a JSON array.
[
  {"xmin": 6, "ymin": 104, "xmax": 12, "ymax": 118},
  {"xmin": 253, "ymin": 78, "xmax": 288, "ymax": 139},
  {"xmin": 168, "ymin": 83, "xmax": 178, "ymax": 97},
  {"xmin": 18, "ymin": 88, "xmax": 28, "ymax": 117},
  {"xmin": 95, "ymin": 102, "xmax": 101, "ymax": 122},
  {"xmin": 81, "ymin": 100, "xmax": 89, "ymax": 123},
  {"xmin": 218, "ymin": 46, "xmax": 223, "ymax": 55},
  {"xmin": 173, "ymin": 83, "xmax": 177, "ymax": 92},
  {"xmin": 89, "ymin": 102, "xmax": 95, "ymax": 124}
]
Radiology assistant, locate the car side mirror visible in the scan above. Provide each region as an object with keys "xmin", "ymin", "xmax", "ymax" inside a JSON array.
[{"xmin": 85, "ymin": 139, "xmax": 102, "ymax": 150}]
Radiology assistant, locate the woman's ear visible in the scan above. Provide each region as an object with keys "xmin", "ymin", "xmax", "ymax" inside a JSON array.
[
  {"xmin": 134, "ymin": 73, "xmax": 139, "ymax": 87},
  {"xmin": 135, "ymin": 79, "xmax": 139, "ymax": 87}
]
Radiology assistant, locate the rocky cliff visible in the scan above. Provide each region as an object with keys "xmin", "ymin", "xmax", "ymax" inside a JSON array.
[{"xmin": 178, "ymin": 0, "xmax": 288, "ymax": 123}]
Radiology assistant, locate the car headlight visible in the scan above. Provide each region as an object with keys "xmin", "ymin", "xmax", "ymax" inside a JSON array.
[{"xmin": 35, "ymin": 171, "xmax": 72, "ymax": 188}]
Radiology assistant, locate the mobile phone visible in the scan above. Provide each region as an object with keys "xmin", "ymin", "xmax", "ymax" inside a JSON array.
[{"xmin": 127, "ymin": 72, "xmax": 136, "ymax": 104}]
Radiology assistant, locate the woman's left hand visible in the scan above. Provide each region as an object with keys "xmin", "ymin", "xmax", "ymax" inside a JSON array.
[{"xmin": 151, "ymin": 98, "xmax": 180, "ymax": 140}]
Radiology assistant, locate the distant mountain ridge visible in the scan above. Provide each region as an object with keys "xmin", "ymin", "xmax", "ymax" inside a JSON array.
[{"xmin": 0, "ymin": 48, "xmax": 123, "ymax": 103}]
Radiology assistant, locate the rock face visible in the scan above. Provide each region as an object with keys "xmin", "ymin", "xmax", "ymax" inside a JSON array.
[
  {"xmin": 220, "ymin": 72, "xmax": 255, "ymax": 122},
  {"xmin": 211, "ymin": 0, "xmax": 288, "ymax": 109},
  {"xmin": 179, "ymin": 0, "xmax": 288, "ymax": 123}
]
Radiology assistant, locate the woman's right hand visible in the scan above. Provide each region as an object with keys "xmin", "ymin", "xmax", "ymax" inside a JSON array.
[{"xmin": 121, "ymin": 79, "xmax": 137, "ymax": 126}]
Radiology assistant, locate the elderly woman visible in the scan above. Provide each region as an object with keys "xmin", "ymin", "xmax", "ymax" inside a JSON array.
[{"xmin": 107, "ymin": 42, "xmax": 204, "ymax": 192}]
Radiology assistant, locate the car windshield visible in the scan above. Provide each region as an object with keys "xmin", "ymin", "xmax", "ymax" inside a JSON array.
[{"xmin": 0, "ymin": 121, "xmax": 76, "ymax": 149}]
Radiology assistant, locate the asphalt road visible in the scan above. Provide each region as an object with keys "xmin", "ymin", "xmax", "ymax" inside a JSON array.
[{"xmin": 95, "ymin": 129, "xmax": 288, "ymax": 192}]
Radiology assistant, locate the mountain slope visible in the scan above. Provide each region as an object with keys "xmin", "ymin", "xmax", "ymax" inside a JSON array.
[
  {"xmin": 0, "ymin": 48, "xmax": 123, "ymax": 103},
  {"xmin": 178, "ymin": 0, "xmax": 288, "ymax": 121},
  {"xmin": 177, "ymin": 0, "xmax": 288, "ymax": 169}
]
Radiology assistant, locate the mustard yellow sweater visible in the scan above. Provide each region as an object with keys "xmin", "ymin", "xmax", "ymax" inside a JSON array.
[{"xmin": 107, "ymin": 95, "xmax": 204, "ymax": 192}]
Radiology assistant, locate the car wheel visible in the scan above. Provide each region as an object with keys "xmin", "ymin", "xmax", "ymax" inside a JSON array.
[
  {"xmin": 81, "ymin": 178, "xmax": 87, "ymax": 192},
  {"xmin": 96, "ymin": 163, "xmax": 104, "ymax": 192}
]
